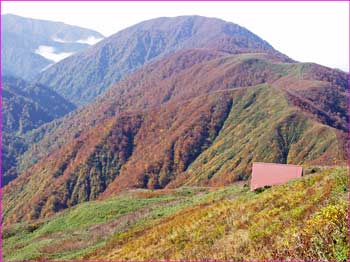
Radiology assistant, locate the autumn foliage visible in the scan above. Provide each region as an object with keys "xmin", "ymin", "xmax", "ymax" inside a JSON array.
[{"xmin": 3, "ymin": 50, "xmax": 348, "ymax": 224}]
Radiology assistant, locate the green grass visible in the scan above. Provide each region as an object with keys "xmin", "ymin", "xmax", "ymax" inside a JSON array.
[
  {"xmin": 4, "ymin": 167, "xmax": 347, "ymax": 260},
  {"xmin": 86, "ymin": 167, "xmax": 347, "ymax": 260},
  {"xmin": 184, "ymin": 85, "xmax": 339, "ymax": 186},
  {"xmin": 3, "ymin": 185, "xmax": 247, "ymax": 260},
  {"xmin": 35, "ymin": 196, "xmax": 175, "ymax": 234},
  {"xmin": 3, "ymin": 193, "xmax": 177, "ymax": 260}
]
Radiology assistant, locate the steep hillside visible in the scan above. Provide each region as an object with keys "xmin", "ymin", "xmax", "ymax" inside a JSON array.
[
  {"xmin": 3, "ymin": 50, "xmax": 347, "ymax": 223},
  {"xmin": 2, "ymin": 76, "xmax": 75, "ymax": 133},
  {"xmin": 3, "ymin": 91, "xmax": 233, "ymax": 222},
  {"xmin": 36, "ymin": 15, "xmax": 291, "ymax": 105},
  {"xmin": 20, "ymin": 50, "xmax": 348, "ymax": 175},
  {"xmin": 2, "ymin": 134, "xmax": 27, "ymax": 186},
  {"xmin": 2, "ymin": 76, "xmax": 76, "ymax": 185},
  {"xmin": 1, "ymin": 14, "xmax": 103, "ymax": 80},
  {"xmin": 3, "ymin": 168, "xmax": 348, "ymax": 260}
]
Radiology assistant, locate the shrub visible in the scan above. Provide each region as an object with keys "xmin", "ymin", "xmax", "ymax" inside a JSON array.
[{"xmin": 295, "ymin": 202, "xmax": 348, "ymax": 260}]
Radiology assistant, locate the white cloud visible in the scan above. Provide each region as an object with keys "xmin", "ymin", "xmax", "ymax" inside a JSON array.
[
  {"xmin": 34, "ymin": 45, "xmax": 74, "ymax": 62},
  {"xmin": 53, "ymin": 36, "xmax": 103, "ymax": 45},
  {"xmin": 76, "ymin": 36, "xmax": 103, "ymax": 45},
  {"xmin": 52, "ymin": 37, "xmax": 69, "ymax": 43}
]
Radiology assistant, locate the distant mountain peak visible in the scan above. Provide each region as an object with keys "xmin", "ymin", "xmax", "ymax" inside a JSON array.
[
  {"xmin": 1, "ymin": 14, "xmax": 104, "ymax": 80},
  {"xmin": 37, "ymin": 15, "xmax": 292, "ymax": 106}
]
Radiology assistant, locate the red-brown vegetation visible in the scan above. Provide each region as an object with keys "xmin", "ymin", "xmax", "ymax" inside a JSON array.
[{"xmin": 4, "ymin": 49, "xmax": 348, "ymax": 223}]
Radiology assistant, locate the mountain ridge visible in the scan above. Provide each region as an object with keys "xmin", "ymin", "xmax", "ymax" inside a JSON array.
[
  {"xmin": 1, "ymin": 14, "xmax": 104, "ymax": 80},
  {"xmin": 36, "ymin": 15, "xmax": 292, "ymax": 105},
  {"xmin": 4, "ymin": 49, "xmax": 347, "ymax": 223}
]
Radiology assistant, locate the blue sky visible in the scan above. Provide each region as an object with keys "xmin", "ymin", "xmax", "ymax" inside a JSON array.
[{"xmin": 2, "ymin": 1, "xmax": 349, "ymax": 71}]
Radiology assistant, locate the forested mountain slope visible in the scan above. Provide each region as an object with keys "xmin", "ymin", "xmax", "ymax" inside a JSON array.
[
  {"xmin": 2, "ymin": 76, "xmax": 76, "ymax": 185},
  {"xmin": 37, "ymin": 15, "xmax": 291, "ymax": 105},
  {"xmin": 4, "ymin": 49, "xmax": 347, "ymax": 223}
]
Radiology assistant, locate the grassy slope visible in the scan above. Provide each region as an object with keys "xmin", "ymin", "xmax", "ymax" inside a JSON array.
[
  {"xmin": 3, "ymin": 167, "xmax": 348, "ymax": 260},
  {"xmin": 3, "ymin": 186, "xmax": 245, "ymax": 260},
  {"xmin": 93, "ymin": 167, "xmax": 348, "ymax": 260},
  {"xmin": 170, "ymin": 84, "xmax": 340, "ymax": 187}
]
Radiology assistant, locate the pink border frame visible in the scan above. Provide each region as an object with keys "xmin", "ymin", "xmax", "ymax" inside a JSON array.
[{"xmin": 0, "ymin": 1, "xmax": 349, "ymax": 261}]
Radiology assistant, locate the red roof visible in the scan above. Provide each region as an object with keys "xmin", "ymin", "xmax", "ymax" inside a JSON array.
[{"xmin": 250, "ymin": 162, "xmax": 303, "ymax": 191}]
